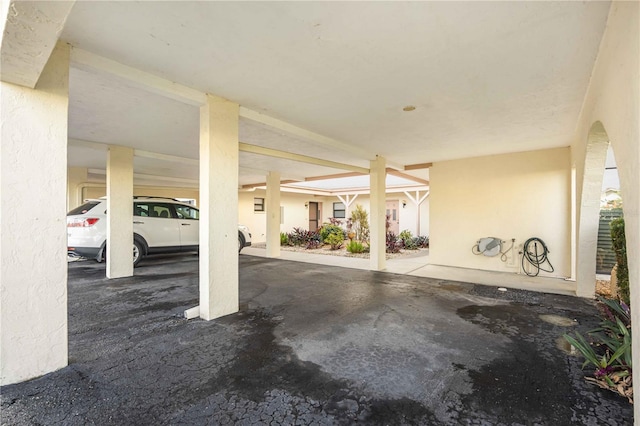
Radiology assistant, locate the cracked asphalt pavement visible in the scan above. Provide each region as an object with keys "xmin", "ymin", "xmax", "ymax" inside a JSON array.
[{"xmin": 1, "ymin": 254, "xmax": 633, "ymax": 425}]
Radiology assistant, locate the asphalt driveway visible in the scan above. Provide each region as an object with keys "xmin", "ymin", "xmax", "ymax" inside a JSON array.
[{"xmin": 1, "ymin": 254, "xmax": 633, "ymax": 425}]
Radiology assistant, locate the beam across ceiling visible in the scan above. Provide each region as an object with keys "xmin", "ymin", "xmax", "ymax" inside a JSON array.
[
  {"xmin": 71, "ymin": 138, "xmax": 367, "ymax": 174},
  {"xmin": 71, "ymin": 48, "xmax": 206, "ymax": 106},
  {"xmin": 1, "ymin": 1, "xmax": 75, "ymax": 87},
  {"xmin": 239, "ymin": 143, "xmax": 369, "ymax": 174},
  {"xmin": 404, "ymin": 162, "xmax": 432, "ymax": 171},
  {"xmin": 386, "ymin": 168, "xmax": 429, "ymax": 186},
  {"xmin": 88, "ymin": 168, "xmax": 198, "ymax": 185},
  {"xmin": 69, "ymin": 139, "xmax": 199, "ymax": 166},
  {"xmin": 239, "ymin": 108, "xmax": 374, "ymax": 161},
  {"xmin": 70, "ymin": 48, "xmax": 375, "ymax": 163}
]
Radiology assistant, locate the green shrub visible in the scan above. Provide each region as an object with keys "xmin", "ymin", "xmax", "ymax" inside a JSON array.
[
  {"xmin": 399, "ymin": 229, "xmax": 413, "ymax": 240},
  {"xmin": 564, "ymin": 297, "xmax": 632, "ymax": 402},
  {"xmin": 399, "ymin": 229, "xmax": 418, "ymax": 250},
  {"xmin": 280, "ymin": 232, "xmax": 289, "ymax": 246},
  {"xmin": 325, "ymin": 233, "xmax": 344, "ymax": 250},
  {"xmin": 346, "ymin": 240, "xmax": 365, "ymax": 254},
  {"xmin": 350, "ymin": 204, "xmax": 370, "ymax": 243},
  {"xmin": 288, "ymin": 227, "xmax": 321, "ymax": 248},
  {"xmin": 319, "ymin": 223, "xmax": 345, "ymax": 242},
  {"xmin": 611, "ymin": 217, "xmax": 629, "ymax": 305},
  {"xmin": 414, "ymin": 235, "xmax": 429, "ymax": 248}
]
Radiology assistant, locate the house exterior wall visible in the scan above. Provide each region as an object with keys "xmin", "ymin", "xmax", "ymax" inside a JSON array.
[
  {"xmin": 429, "ymin": 147, "xmax": 571, "ymax": 277},
  {"xmin": 570, "ymin": 3, "xmax": 639, "ymax": 422},
  {"xmin": 239, "ymin": 190, "xmax": 333, "ymax": 242},
  {"xmin": 239, "ymin": 189, "xmax": 429, "ymax": 243},
  {"xmin": 572, "ymin": 1, "xmax": 639, "ymax": 296}
]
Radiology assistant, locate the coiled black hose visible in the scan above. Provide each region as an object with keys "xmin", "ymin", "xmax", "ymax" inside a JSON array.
[{"xmin": 522, "ymin": 237, "xmax": 554, "ymax": 277}]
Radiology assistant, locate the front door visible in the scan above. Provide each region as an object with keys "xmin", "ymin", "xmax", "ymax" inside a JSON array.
[
  {"xmin": 386, "ymin": 200, "xmax": 399, "ymax": 234},
  {"xmin": 309, "ymin": 202, "xmax": 320, "ymax": 231}
]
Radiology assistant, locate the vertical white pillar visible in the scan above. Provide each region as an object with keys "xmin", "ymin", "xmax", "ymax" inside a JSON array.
[
  {"xmin": 570, "ymin": 165, "xmax": 577, "ymax": 281},
  {"xmin": 266, "ymin": 171, "xmax": 281, "ymax": 258},
  {"xmin": 106, "ymin": 146, "xmax": 133, "ymax": 279},
  {"xmin": 67, "ymin": 167, "xmax": 88, "ymax": 211},
  {"xmin": 370, "ymin": 156, "xmax": 387, "ymax": 271},
  {"xmin": 199, "ymin": 94, "xmax": 239, "ymax": 320},
  {"xmin": 0, "ymin": 42, "xmax": 70, "ymax": 385}
]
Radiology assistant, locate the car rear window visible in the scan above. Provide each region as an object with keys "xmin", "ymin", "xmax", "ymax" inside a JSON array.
[{"xmin": 67, "ymin": 201, "xmax": 101, "ymax": 216}]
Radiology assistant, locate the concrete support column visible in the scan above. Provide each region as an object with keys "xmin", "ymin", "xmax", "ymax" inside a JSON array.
[
  {"xmin": 0, "ymin": 42, "xmax": 70, "ymax": 385},
  {"xmin": 199, "ymin": 94, "xmax": 239, "ymax": 320},
  {"xmin": 67, "ymin": 167, "xmax": 88, "ymax": 211},
  {"xmin": 106, "ymin": 146, "xmax": 134, "ymax": 279},
  {"xmin": 370, "ymin": 156, "xmax": 387, "ymax": 271},
  {"xmin": 266, "ymin": 171, "xmax": 281, "ymax": 258},
  {"xmin": 576, "ymin": 130, "xmax": 608, "ymax": 297}
]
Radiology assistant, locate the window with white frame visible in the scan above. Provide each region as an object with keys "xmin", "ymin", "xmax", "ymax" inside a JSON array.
[{"xmin": 333, "ymin": 202, "xmax": 346, "ymax": 218}]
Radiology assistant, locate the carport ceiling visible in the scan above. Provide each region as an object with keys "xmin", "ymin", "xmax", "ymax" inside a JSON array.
[{"xmin": 61, "ymin": 1, "xmax": 610, "ymax": 185}]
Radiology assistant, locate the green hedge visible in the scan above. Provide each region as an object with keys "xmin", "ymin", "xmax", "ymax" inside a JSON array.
[{"xmin": 611, "ymin": 217, "xmax": 629, "ymax": 305}]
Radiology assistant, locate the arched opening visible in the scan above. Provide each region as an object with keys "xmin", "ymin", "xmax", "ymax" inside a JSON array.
[
  {"xmin": 595, "ymin": 146, "xmax": 622, "ymax": 297},
  {"xmin": 576, "ymin": 121, "xmax": 610, "ymax": 297}
]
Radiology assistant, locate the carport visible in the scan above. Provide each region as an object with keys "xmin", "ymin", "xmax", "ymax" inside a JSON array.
[{"xmin": 1, "ymin": 4, "xmax": 638, "ymax": 423}]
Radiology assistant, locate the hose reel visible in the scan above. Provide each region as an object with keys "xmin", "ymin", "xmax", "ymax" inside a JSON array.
[
  {"xmin": 472, "ymin": 237, "xmax": 515, "ymax": 262},
  {"xmin": 472, "ymin": 237, "xmax": 503, "ymax": 257}
]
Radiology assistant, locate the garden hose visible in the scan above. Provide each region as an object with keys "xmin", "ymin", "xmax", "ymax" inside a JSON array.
[
  {"xmin": 522, "ymin": 237, "xmax": 554, "ymax": 277},
  {"xmin": 500, "ymin": 239, "xmax": 515, "ymax": 262}
]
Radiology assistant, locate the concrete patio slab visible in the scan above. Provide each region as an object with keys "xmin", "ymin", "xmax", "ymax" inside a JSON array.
[
  {"xmin": 0, "ymin": 254, "xmax": 632, "ymax": 425},
  {"xmin": 243, "ymin": 246, "xmax": 577, "ymax": 296}
]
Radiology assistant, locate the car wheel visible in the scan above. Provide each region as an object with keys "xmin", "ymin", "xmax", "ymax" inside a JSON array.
[
  {"xmin": 238, "ymin": 234, "xmax": 245, "ymax": 254},
  {"xmin": 133, "ymin": 240, "xmax": 143, "ymax": 266}
]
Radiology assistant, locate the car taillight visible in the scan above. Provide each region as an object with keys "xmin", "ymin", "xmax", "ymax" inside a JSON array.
[{"xmin": 68, "ymin": 218, "xmax": 100, "ymax": 227}]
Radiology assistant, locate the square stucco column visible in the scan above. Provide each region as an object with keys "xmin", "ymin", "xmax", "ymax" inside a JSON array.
[
  {"xmin": 106, "ymin": 146, "xmax": 134, "ymax": 279},
  {"xmin": 0, "ymin": 42, "xmax": 70, "ymax": 385},
  {"xmin": 199, "ymin": 94, "xmax": 239, "ymax": 320},
  {"xmin": 266, "ymin": 171, "xmax": 281, "ymax": 258},
  {"xmin": 370, "ymin": 156, "xmax": 387, "ymax": 271}
]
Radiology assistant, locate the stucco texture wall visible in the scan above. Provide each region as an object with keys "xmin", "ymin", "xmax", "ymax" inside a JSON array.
[
  {"xmin": 1, "ymin": 43, "xmax": 70, "ymax": 385},
  {"xmin": 429, "ymin": 148, "xmax": 571, "ymax": 277},
  {"xmin": 570, "ymin": 2, "xmax": 639, "ymax": 421},
  {"xmin": 572, "ymin": 1, "xmax": 640, "ymax": 297}
]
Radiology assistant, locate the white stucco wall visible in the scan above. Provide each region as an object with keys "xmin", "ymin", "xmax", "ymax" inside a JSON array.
[
  {"xmin": 394, "ymin": 191, "xmax": 430, "ymax": 238},
  {"xmin": 239, "ymin": 191, "xmax": 332, "ymax": 242},
  {"xmin": 570, "ymin": 3, "xmax": 639, "ymax": 422},
  {"xmin": 239, "ymin": 189, "xmax": 429, "ymax": 243},
  {"xmin": 1, "ymin": 43, "xmax": 70, "ymax": 385},
  {"xmin": 572, "ymin": 1, "xmax": 639, "ymax": 295},
  {"xmin": 429, "ymin": 148, "xmax": 571, "ymax": 277}
]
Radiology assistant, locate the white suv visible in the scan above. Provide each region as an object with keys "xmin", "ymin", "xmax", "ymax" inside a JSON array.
[{"xmin": 67, "ymin": 196, "xmax": 251, "ymax": 266}]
